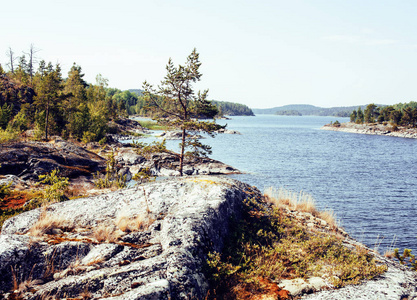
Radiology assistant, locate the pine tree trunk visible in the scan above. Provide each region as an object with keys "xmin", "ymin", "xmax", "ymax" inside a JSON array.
[
  {"xmin": 45, "ymin": 99, "xmax": 49, "ymax": 140},
  {"xmin": 179, "ymin": 128, "xmax": 186, "ymax": 176}
]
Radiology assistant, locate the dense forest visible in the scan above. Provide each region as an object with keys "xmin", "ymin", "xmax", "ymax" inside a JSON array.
[
  {"xmin": 0, "ymin": 47, "xmax": 253, "ymax": 143},
  {"xmin": 350, "ymin": 102, "xmax": 417, "ymax": 127},
  {"xmin": 0, "ymin": 53, "xmax": 128, "ymax": 143}
]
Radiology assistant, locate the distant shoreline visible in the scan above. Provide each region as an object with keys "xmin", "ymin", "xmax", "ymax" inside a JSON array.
[{"xmin": 321, "ymin": 122, "xmax": 417, "ymax": 139}]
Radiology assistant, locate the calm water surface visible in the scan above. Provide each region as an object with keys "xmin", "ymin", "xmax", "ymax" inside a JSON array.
[
  {"xmin": 136, "ymin": 115, "xmax": 417, "ymax": 251},
  {"xmin": 205, "ymin": 115, "xmax": 417, "ymax": 252}
]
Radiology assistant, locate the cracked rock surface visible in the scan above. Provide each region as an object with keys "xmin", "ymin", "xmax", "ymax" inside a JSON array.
[
  {"xmin": 0, "ymin": 176, "xmax": 256, "ymax": 299},
  {"xmin": 1, "ymin": 175, "xmax": 417, "ymax": 299}
]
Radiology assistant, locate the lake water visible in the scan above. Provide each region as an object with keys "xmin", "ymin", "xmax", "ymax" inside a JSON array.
[{"xmin": 137, "ymin": 115, "xmax": 417, "ymax": 252}]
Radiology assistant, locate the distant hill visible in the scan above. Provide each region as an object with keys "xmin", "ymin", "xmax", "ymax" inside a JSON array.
[
  {"xmin": 128, "ymin": 89, "xmax": 144, "ymax": 96},
  {"xmin": 252, "ymin": 104, "xmax": 369, "ymax": 117},
  {"xmin": 211, "ymin": 100, "xmax": 254, "ymax": 116}
]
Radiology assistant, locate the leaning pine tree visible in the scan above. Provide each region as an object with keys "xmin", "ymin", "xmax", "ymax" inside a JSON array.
[{"xmin": 142, "ymin": 48, "xmax": 224, "ymax": 176}]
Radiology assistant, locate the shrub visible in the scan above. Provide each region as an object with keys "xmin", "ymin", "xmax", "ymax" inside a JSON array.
[
  {"xmin": 394, "ymin": 248, "xmax": 417, "ymax": 271},
  {"xmin": 0, "ymin": 181, "xmax": 12, "ymax": 199},
  {"xmin": 38, "ymin": 169, "xmax": 69, "ymax": 203},
  {"xmin": 132, "ymin": 167, "xmax": 155, "ymax": 184},
  {"xmin": 0, "ymin": 128, "xmax": 19, "ymax": 143},
  {"xmin": 93, "ymin": 151, "xmax": 127, "ymax": 189},
  {"xmin": 206, "ymin": 196, "xmax": 386, "ymax": 299},
  {"xmin": 81, "ymin": 131, "xmax": 96, "ymax": 143}
]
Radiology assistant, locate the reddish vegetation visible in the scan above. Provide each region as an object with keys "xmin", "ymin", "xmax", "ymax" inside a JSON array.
[
  {"xmin": 0, "ymin": 192, "xmax": 28, "ymax": 210},
  {"xmin": 210, "ymin": 276, "xmax": 290, "ymax": 300}
]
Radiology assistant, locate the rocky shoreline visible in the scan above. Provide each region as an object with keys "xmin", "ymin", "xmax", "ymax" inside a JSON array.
[
  {"xmin": 1, "ymin": 176, "xmax": 416, "ymax": 299},
  {"xmin": 0, "ymin": 116, "xmax": 241, "ymax": 195},
  {"xmin": 322, "ymin": 122, "xmax": 417, "ymax": 139}
]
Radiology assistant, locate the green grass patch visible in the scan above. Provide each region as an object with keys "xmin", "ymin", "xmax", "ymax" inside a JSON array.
[
  {"xmin": 119, "ymin": 131, "xmax": 148, "ymax": 138},
  {"xmin": 206, "ymin": 197, "xmax": 387, "ymax": 299},
  {"xmin": 138, "ymin": 120, "xmax": 169, "ymax": 131}
]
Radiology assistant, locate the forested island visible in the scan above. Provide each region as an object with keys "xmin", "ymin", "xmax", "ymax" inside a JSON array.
[
  {"xmin": 274, "ymin": 109, "xmax": 302, "ymax": 116},
  {"xmin": 323, "ymin": 102, "xmax": 417, "ymax": 138}
]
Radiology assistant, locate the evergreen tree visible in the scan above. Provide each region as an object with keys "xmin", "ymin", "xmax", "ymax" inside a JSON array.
[
  {"xmin": 14, "ymin": 55, "xmax": 29, "ymax": 84},
  {"xmin": 350, "ymin": 110, "xmax": 357, "ymax": 122},
  {"xmin": 33, "ymin": 63, "xmax": 64, "ymax": 140},
  {"xmin": 63, "ymin": 63, "xmax": 88, "ymax": 137},
  {"xmin": 390, "ymin": 110, "xmax": 402, "ymax": 125},
  {"xmin": 143, "ymin": 49, "xmax": 223, "ymax": 176},
  {"xmin": 364, "ymin": 103, "xmax": 377, "ymax": 123},
  {"xmin": 356, "ymin": 107, "xmax": 364, "ymax": 124}
]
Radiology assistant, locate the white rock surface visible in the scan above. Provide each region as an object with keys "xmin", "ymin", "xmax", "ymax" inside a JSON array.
[{"xmin": 0, "ymin": 176, "xmax": 256, "ymax": 299}]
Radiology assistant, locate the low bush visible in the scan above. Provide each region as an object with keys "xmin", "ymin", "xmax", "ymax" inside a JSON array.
[
  {"xmin": 206, "ymin": 196, "xmax": 387, "ymax": 299},
  {"xmin": 93, "ymin": 151, "xmax": 127, "ymax": 189},
  {"xmin": 0, "ymin": 128, "xmax": 19, "ymax": 143},
  {"xmin": 38, "ymin": 169, "xmax": 69, "ymax": 204},
  {"xmin": 0, "ymin": 182, "xmax": 12, "ymax": 199},
  {"xmin": 394, "ymin": 248, "xmax": 417, "ymax": 271}
]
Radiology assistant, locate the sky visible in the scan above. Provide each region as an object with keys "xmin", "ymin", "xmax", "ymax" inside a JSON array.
[{"xmin": 1, "ymin": 0, "xmax": 417, "ymax": 108}]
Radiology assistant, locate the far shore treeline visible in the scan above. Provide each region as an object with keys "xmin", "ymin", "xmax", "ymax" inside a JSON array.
[
  {"xmin": 350, "ymin": 103, "xmax": 417, "ymax": 127},
  {"xmin": 0, "ymin": 47, "xmax": 253, "ymax": 143}
]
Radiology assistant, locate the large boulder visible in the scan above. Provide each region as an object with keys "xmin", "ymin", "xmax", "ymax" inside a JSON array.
[
  {"xmin": 0, "ymin": 176, "xmax": 257, "ymax": 299},
  {"xmin": 0, "ymin": 140, "xmax": 106, "ymax": 180}
]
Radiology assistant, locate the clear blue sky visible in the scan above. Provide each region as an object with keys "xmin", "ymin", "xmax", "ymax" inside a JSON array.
[{"xmin": 2, "ymin": 0, "xmax": 417, "ymax": 108}]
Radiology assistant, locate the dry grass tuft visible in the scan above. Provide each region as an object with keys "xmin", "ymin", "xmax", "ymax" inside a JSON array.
[
  {"xmin": 92, "ymin": 223, "xmax": 121, "ymax": 243},
  {"xmin": 28, "ymin": 211, "xmax": 73, "ymax": 236},
  {"xmin": 115, "ymin": 210, "xmax": 154, "ymax": 233},
  {"xmin": 318, "ymin": 210, "xmax": 338, "ymax": 228},
  {"xmin": 264, "ymin": 187, "xmax": 338, "ymax": 227},
  {"xmin": 85, "ymin": 257, "xmax": 105, "ymax": 266},
  {"xmin": 264, "ymin": 187, "xmax": 317, "ymax": 214}
]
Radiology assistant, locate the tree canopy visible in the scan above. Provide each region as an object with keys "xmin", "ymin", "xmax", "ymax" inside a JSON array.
[
  {"xmin": 142, "ymin": 49, "xmax": 223, "ymax": 176},
  {"xmin": 350, "ymin": 102, "xmax": 417, "ymax": 128}
]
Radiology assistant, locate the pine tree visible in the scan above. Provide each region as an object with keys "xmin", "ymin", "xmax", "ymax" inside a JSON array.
[
  {"xmin": 33, "ymin": 63, "xmax": 64, "ymax": 140},
  {"xmin": 364, "ymin": 103, "xmax": 377, "ymax": 123},
  {"xmin": 350, "ymin": 110, "xmax": 357, "ymax": 122},
  {"xmin": 356, "ymin": 107, "xmax": 364, "ymax": 124},
  {"xmin": 143, "ymin": 49, "xmax": 222, "ymax": 176}
]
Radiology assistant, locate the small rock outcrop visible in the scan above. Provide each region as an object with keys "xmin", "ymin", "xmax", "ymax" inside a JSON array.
[
  {"xmin": 322, "ymin": 122, "xmax": 417, "ymax": 139},
  {"xmin": 0, "ymin": 176, "xmax": 257, "ymax": 299},
  {"xmin": 0, "ymin": 140, "xmax": 106, "ymax": 181},
  {"xmin": 115, "ymin": 148, "xmax": 240, "ymax": 177},
  {"xmin": 155, "ymin": 131, "xmax": 202, "ymax": 140}
]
